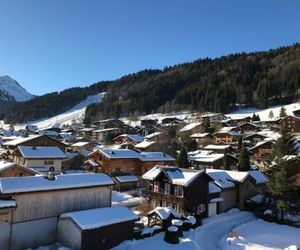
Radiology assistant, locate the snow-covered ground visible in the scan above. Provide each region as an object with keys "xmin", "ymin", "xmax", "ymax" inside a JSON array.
[
  {"xmin": 227, "ymin": 102, "xmax": 300, "ymax": 122},
  {"xmin": 112, "ymin": 191, "xmax": 147, "ymax": 208},
  {"xmin": 10, "ymin": 92, "xmax": 105, "ymax": 130},
  {"xmin": 114, "ymin": 209, "xmax": 300, "ymax": 250},
  {"xmin": 222, "ymin": 219, "xmax": 300, "ymax": 250}
]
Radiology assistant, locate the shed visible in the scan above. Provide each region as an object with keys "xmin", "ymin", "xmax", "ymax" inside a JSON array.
[{"xmin": 57, "ymin": 206, "xmax": 138, "ymax": 250}]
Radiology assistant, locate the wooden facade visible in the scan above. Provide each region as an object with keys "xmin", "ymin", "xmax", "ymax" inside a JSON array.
[
  {"xmin": 279, "ymin": 115, "xmax": 300, "ymax": 133},
  {"xmin": 0, "ymin": 164, "xmax": 37, "ymax": 178}
]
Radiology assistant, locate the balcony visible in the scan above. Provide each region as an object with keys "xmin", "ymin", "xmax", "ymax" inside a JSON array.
[{"xmin": 142, "ymin": 189, "xmax": 185, "ymax": 204}]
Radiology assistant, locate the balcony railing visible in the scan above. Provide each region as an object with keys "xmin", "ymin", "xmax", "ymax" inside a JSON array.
[{"xmin": 142, "ymin": 189, "xmax": 185, "ymax": 204}]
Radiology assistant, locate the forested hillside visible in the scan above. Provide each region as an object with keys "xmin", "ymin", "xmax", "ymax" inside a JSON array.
[
  {"xmin": 5, "ymin": 43, "xmax": 300, "ymax": 124},
  {"xmin": 5, "ymin": 82, "xmax": 110, "ymax": 124},
  {"xmin": 85, "ymin": 43, "xmax": 300, "ymax": 122}
]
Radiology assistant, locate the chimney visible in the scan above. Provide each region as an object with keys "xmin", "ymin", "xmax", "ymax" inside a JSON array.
[{"xmin": 47, "ymin": 167, "xmax": 55, "ymax": 180}]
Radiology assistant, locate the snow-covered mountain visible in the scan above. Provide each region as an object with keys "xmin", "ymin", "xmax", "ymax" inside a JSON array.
[{"xmin": 0, "ymin": 75, "xmax": 34, "ymax": 102}]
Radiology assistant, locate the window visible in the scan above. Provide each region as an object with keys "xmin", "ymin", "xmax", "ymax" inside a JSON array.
[
  {"xmin": 164, "ymin": 183, "xmax": 171, "ymax": 195},
  {"xmin": 44, "ymin": 160, "xmax": 54, "ymax": 165},
  {"xmin": 197, "ymin": 204, "xmax": 206, "ymax": 214},
  {"xmin": 174, "ymin": 186, "xmax": 183, "ymax": 197},
  {"xmin": 154, "ymin": 182, "xmax": 159, "ymax": 192}
]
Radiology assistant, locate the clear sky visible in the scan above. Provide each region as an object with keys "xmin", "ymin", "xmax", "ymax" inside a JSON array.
[{"xmin": 0, "ymin": 0, "xmax": 300, "ymax": 95}]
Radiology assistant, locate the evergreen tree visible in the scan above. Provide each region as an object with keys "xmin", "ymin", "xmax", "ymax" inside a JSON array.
[
  {"xmin": 279, "ymin": 106, "xmax": 287, "ymax": 118},
  {"xmin": 237, "ymin": 137, "xmax": 243, "ymax": 151},
  {"xmin": 238, "ymin": 144, "xmax": 250, "ymax": 171},
  {"xmin": 223, "ymin": 150, "xmax": 230, "ymax": 170},
  {"xmin": 268, "ymin": 110, "xmax": 274, "ymax": 119},
  {"xmin": 185, "ymin": 139, "xmax": 198, "ymax": 152},
  {"xmin": 271, "ymin": 128, "xmax": 297, "ymax": 161},
  {"xmin": 256, "ymin": 114, "xmax": 261, "ymax": 121},
  {"xmin": 268, "ymin": 160, "xmax": 294, "ymax": 220},
  {"xmin": 177, "ymin": 147, "xmax": 190, "ymax": 169},
  {"xmin": 252, "ymin": 113, "xmax": 259, "ymax": 122}
]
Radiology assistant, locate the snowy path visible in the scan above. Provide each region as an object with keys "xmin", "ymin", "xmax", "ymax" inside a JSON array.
[
  {"xmin": 114, "ymin": 210, "xmax": 256, "ymax": 250},
  {"xmin": 191, "ymin": 210, "xmax": 256, "ymax": 250}
]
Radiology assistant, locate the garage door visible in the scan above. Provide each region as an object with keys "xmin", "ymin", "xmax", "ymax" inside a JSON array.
[{"xmin": 208, "ymin": 203, "xmax": 217, "ymax": 217}]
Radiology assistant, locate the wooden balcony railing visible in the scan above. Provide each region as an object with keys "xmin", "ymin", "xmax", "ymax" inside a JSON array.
[{"xmin": 142, "ymin": 189, "xmax": 185, "ymax": 204}]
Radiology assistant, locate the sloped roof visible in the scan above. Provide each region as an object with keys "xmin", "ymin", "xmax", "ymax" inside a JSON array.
[
  {"xmin": 179, "ymin": 122, "xmax": 202, "ymax": 132},
  {"xmin": 17, "ymin": 146, "xmax": 66, "ymax": 159},
  {"xmin": 135, "ymin": 140, "xmax": 157, "ymax": 149},
  {"xmin": 142, "ymin": 166, "xmax": 203, "ymax": 187},
  {"xmin": 0, "ymin": 173, "xmax": 114, "ymax": 194},
  {"xmin": 60, "ymin": 206, "xmax": 138, "ymax": 230}
]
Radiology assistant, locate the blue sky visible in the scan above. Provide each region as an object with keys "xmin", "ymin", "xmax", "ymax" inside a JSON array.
[{"xmin": 0, "ymin": 0, "xmax": 300, "ymax": 95}]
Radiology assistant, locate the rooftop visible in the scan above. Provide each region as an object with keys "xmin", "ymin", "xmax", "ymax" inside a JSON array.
[
  {"xmin": 17, "ymin": 146, "xmax": 66, "ymax": 159},
  {"xmin": 60, "ymin": 206, "xmax": 138, "ymax": 230},
  {"xmin": 0, "ymin": 173, "xmax": 114, "ymax": 194}
]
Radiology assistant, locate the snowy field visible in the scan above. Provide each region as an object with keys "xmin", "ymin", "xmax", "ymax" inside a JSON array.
[
  {"xmin": 114, "ymin": 209, "xmax": 300, "ymax": 250},
  {"xmin": 226, "ymin": 102, "xmax": 300, "ymax": 122},
  {"xmin": 7, "ymin": 93, "xmax": 105, "ymax": 130}
]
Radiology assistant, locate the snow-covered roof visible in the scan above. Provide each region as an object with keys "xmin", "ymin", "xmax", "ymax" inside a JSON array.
[
  {"xmin": 98, "ymin": 149, "xmax": 175, "ymax": 161},
  {"xmin": 114, "ymin": 175, "xmax": 139, "ymax": 183},
  {"xmin": 149, "ymin": 206, "xmax": 181, "ymax": 220},
  {"xmin": 0, "ymin": 173, "xmax": 114, "ymax": 194},
  {"xmin": 60, "ymin": 206, "xmax": 138, "ymax": 230},
  {"xmin": 142, "ymin": 166, "xmax": 203, "ymax": 186},
  {"xmin": 17, "ymin": 146, "xmax": 66, "ymax": 159},
  {"xmin": 135, "ymin": 140, "xmax": 157, "ymax": 149},
  {"xmin": 179, "ymin": 122, "xmax": 202, "ymax": 132},
  {"xmin": 0, "ymin": 199, "xmax": 17, "ymax": 208},
  {"xmin": 3, "ymin": 135, "xmax": 41, "ymax": 146},
  {"xmin": 248, "ymin": 140, "xmax": 273, "ymax": 151},
  {"xmin": 83, "ymin": 159, "xmax": 99, "ymax": 167},
  {"xmin": 98, "ymin": 149, "xmax": 143, "ymax": 159},
  {"xmin": 144, "ymin": 132, "xmax": 162, "ymax": 139},
  {"xmin": 206, "ymin": 169, "xmax": 236, "ymax": 189},
  {"xmin": 209, "ymin": 182, "xmax": 222, "ymax": 194},
  {"xmin": 204, "ymin": 145, "xmax": 232, "ymax": 150},
  {"xmin": 0, "ymin": 161, "xmax": 16, "ymax": 171},
  {"xmin": 189, "ymin": 152, "xmax": 224, "ymax": 163},
  {"xmin": 190, "ymin": 133, "xmax": 211, "ymax": 138},
  {"xmin": 249, "ymin": 171, "xmax": 269, "ymax": 184},
  {"xmin": 226, "ymin": 171, "xmax": 249, "ymax": 183},
  {"xmin": 114, "ymin": 134, "xmax": 144, "ymax": 142},
  {"xmin": 140, "ymin": 152, "xmax": 175, "ymax": 162},
  {"xmin": 71, "ymin": 141, "xmax": 91, "ymax": 147}
]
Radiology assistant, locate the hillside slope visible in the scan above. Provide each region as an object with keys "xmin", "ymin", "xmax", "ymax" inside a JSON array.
[{"xmin": 85, "ymin": 43, "xmax": 300, "ymax": 122}]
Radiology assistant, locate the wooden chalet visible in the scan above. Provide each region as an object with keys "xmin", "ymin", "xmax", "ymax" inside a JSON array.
[
  {"xmin": 0, "ymin": 173, "xmax": 114, "ymax": 250},
  {"xmin": 178, "ymin": 122, "xmax": 205, "ymax": 142},
  {"xmin": 214, "ymin": 130, "xmax": 242, "ymax": 144},
  {"xmin": 206, "ymin": 169, "xmax": 268, "ymax": 213},
  {"xmin": 113, "ymin": 134, "xmax": 144, "ymax": 146},
  {"xmin": 238, "ymin": 122, "xmax": 261, "ymax": 134},
  {"xmin": 279, "ymin": 115, "xmax": 300, "ymax": 133},
  {"xmin": 2, "ymin": 135, "xmax": 67, "ymax": 153},
  {"xmin": 0, "ymin": 161, "xmax": 38, "ymax": 178},
  {"xmin": 142, "ymin": 166, "xmax": 212, "ymax": 217},
  {"xmin": 88, "ymin": 149, "xmax": 175, "ymax": 176},
  {"xmin": 13, "ymin": 146, "xmax": 66, "ymax": 175},
  {"xmin": 249, "ymin": 140, "xmax": 274, "ymax": 168},
  {"xmin": 190, "ymin": 133, "xmax": 214, "ymax": 148}
]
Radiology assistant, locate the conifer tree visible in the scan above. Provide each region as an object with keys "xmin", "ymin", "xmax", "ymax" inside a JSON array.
[
  {"xmin": 268, "ymin": 110, "xmax": 274, "ymax": 119},
  {"xmin": 279, "ymin": 106, "xmax": 287, "ymax": 118},
  {"xmin": 268, "ymin": 160, "xmax": 294, "ymax": 220},
  {"xmin": 177, "ymin": 147, "xmax": 190, "ymax": 169},
  {"xmin": 237, "ymin": 137, "xmax": 243, "ymax": 151},
  {"xmin": 238, "ymin": 144, "xmax": 250, "ymax": 171},
  {"xmin": 271, "ymin": 128, "xmax": 297, "ymax": 162},
  {"xmin": 223, "ymin": 150, "xmax": 230, "ymax": 170}
]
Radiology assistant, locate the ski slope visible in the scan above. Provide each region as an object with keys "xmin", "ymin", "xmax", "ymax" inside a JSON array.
[
  {"xmin": 17, "ymin": 92, "xmax": 105, "ymax": 130},
  {"xmin": 226, "ymin": 102, "xmax": 300, "ymax": 121}
]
